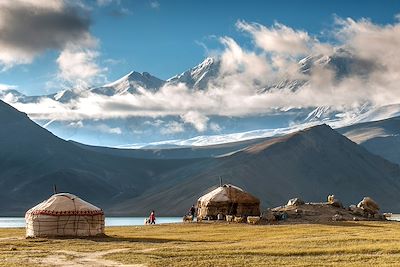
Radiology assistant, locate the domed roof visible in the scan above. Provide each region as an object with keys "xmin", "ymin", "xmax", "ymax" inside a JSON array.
[
  {"xmin": 26, "ymin": 193, "xmax": 103, "ymax": 216},
  {"xmin": 198, "ymin": 184, "xmax": 260, "ymax": 205}
]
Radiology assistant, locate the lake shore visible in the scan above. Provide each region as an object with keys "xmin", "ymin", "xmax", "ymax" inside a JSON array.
[
  {"xmin": 0, "ymin": 217, "xmax": 183, "ymax": 228},
  {"xmin": 1, "ymin": 221, "xmax": 400, "ymax": 266}
]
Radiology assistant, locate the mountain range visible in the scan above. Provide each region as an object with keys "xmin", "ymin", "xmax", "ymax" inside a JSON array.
[
  {"xmin": 2, "ymin": 99, "xmax": 400, "ymax": 216},
  {"xmin": 0, "ymin": 48, "xmax": 395, "ymax": 147},
  {"xmin": 339, "ymin": 116, "xmax": 400, "ymax": 165}
]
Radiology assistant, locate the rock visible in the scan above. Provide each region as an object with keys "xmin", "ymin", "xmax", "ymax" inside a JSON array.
[
  {"xmin": 247, "ymin": 216, "xmax": 261, "ymax": 224},
  {"xmin": 234, "ymin": 216, "xmax": 245, "ymax": 223},
  {"xmin": 331, "ymin": 200, "xmax": 343, "ymax": 208},
  {"xmin": 327, "ymin": 194, "xmax": 343, "ymax": 208},
  {"xmin": 332, "ymin": 214, "xmax": 344, "ymax": 221},
  {"xmin": 293, "ymin": 209, "xmax": 302, "ymax": 218},
  {"xmin": 276, "ymin": 212, "xmax": 288, "ymax": 221},
  {"xmin": 287, "ymin": 198, "xmax": 305, "ymax": 206},
  {"xmin": 262, "ymin": 210, "xmax": 277, "ymax": 222},
  {"xmin": 182, "ymin": 215, "xmax": 193, "ymax": 222},
  {"xmin": 349, "ymin": 204, "xmax": 364, "ymax": 216},
  {"xmin": 374, "ymin": 213, "xmax": 385, "ymax": 220},
  {"xmin": 357, "ymin": 197, "xmax": 380, "ymax": 215},
  {"xmin": 226, "ymin": 215, "xmax": 234, "ymax": 222},
  {"xmin": 383, "ymin": 213, "xmax": 392, "ymax": 219}
]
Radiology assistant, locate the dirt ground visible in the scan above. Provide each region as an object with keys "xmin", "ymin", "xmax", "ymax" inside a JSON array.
[{"xmin": 36, "ymin": 248, "xmax": 149, "ymax": 267}]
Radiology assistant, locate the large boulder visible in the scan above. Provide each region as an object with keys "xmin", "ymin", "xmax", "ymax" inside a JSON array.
[
  {"xmin": 261, "ymin": 209, "xmax": 277, "ymax": 222},
  {"xmin": 349, "ymin": 204, "xmax": 364, "ymax": 216},
  {"xmin": 247, "ymin": 216, "xmax": 261, "ymax": 224},
  {"xmin": 287, "ymin": 198, "xmax": 305, "ymax": 206},
  {"xmin": 357, "ymin": 197, "xmax": 380, "ymax": 215},
  {"xmin": 327, "ymin": 194, "xmax": 343, "ymax": 208}
]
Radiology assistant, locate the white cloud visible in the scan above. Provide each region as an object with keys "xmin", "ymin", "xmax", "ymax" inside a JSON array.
[
  {"xmin": 5, "ymin": 16, "xmax": 400, "ymax": 134},
  {"xmin": 68, "ymin": 121, "xmax": 84, "ymax": 128},
  {"xmin": 236, "ymin": 20, "xmax": 313, "ymax": 56},
  {"xmin": 0, "ymin": 83, "xmax": 17, "ymax": 90},
  {"xmin": 161, "ymin": 121, "xmax": 185, "ymax": 135},
  {"xmin": 150, "ymin": 1, "xmax": 160, "ymax": 9},
  {"xmin": 0, "ymin": 0, "xmax": 93, "ymax": 70},
  {"xmin": 96, "ymin": 0, "xmax": 116, "ymax": 6},
  {"xmin": 96, "ymin": 124, "xmax": 122, "ymax": 135},
  {"xmin": 0, "ymin": 0, "xmax": 105, "ymax": 88},
  {"xmin": 219, "ymin": 36, "xmax": 270, "ymax": 77},
  {"xmin": 181, "ymin": 111, "xmax": 209, "ymax": 132},
  {"xmin": 56, "ymin": 45, "xmax": 106, "ymax": 86},
  {"xmin": 209, "ymin": 122, "xmax": 222, "ymax": 132},
  {"xmin": 104, "ymin": 58, "xmax": 125, "ymax": 65}
]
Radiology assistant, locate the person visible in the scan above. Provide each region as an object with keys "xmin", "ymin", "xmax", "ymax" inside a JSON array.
[
  {"xmin": 149, "ymin": 210, "xmax": 156, "ymax": 224},
  {"xmin": 189, "ymin": 205, "xmax": 196, "ymax": 221}
]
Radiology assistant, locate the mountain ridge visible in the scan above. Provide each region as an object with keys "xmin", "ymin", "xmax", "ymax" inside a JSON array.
[
  {"xmin": 111, "ymin": 124, "xmax": 400, "ymax": 215},
  {"xmin": 3, "ymin": 100, "xmax": 400, "ymax": 215}
]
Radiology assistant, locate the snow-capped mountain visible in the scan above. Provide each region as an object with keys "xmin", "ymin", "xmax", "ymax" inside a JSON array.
[
  {"xmin": 0, "ymin": 49, "xmax": 397, "ymax": 147},
  {"xmin": 0, "ymin": 88, "xmax": 50, "ymax": 103},
  {"xmin": 299, "ymin": 48, "xmax": 378, "ymax": 79},
  {"xmin": 2, "ymin": 48, "xmax": 373, "ymax": 103},
  {"xmin": 0, "ymin": 87, "xmax": 83, "ymax": 104},
  {"xmin": 167, "ymin": 57, "xmax": 220, "ymax": 89},
  {"xmin": 91, "ymin": 71, "xmax": 165, "ymax": 96},
  {"xmin": 0, "ymin": 88, "xmax": 26, "ymax": 102},
  {"xmin": 51, "ymin": 89, "xmax": 82, "ymax": 103},
  {"xmin": 258, "ymin": 48, "xmax": 374, "ymax": 94}
]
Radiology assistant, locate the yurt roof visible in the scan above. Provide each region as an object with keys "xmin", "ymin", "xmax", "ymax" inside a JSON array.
[
  {"xmin": 198, "ymin": 184, "xmax": 260, "ymax": 205},
  {"xmin": 26, "ymin": 193, "xmax": 103, "ymax": 216}
]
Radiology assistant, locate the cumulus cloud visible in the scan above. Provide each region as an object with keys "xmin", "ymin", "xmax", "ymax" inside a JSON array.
[
  {"xmin": 56, "ymin": 45, "xmax": 106, "ymax": 86},
  {"xmin": 218, "ymin": 36, "xmax": 272, "ymax": 87},
  {"xmin": 0, "ymin": 0, "xmax": 93, "ymax": 69},
  {"xmin": 236, "ymin": 20, "xmax": 313, "ymax": 56},
  {"xmin": 5, "ymin": 16, "xmax": 400, "ymax": 133},
  {"xmin": 0, "ymin": 0, "xmax": 104, "ymax": 87},
  {"xmin": 181, "ymin": 111, "xmax": 209, "ymax": 132},
  {"xmin": 335, "ymin": 17, "xmax": 400, "ymax": 69}
]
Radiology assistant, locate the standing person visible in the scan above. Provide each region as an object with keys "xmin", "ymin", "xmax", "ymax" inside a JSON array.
[
  {"xmin": 189, "ymin": 205, "xmax": 196, "ymax": 221},
  {"xmin": 149, "ymin": 210, "xmax": 156, "ymax": 224}
]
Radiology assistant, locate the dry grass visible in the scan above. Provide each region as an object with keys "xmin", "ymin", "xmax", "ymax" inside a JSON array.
[{"xmin": 1, "ymin": 221, "xmax": 400, "ymax": 266}]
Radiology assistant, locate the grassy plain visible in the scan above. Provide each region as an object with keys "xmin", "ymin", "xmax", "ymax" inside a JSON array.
[{"xmin": 1, "ymin": 221, "xmax": 400, "ymax": 266}]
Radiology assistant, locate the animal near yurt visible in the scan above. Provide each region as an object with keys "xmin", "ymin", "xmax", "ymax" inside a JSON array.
[
  {"xmin": 25, "ymin": 193, "xmax": 105, "ymax": 238},
  {"xmin": 197, "ymin": 184, "xmax": 260, "ymax": 220}
]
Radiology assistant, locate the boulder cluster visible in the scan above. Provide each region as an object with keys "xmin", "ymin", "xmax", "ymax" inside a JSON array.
[{"xmin": 260, "ymin": 195, "xmax": 386, "ymax": 224}]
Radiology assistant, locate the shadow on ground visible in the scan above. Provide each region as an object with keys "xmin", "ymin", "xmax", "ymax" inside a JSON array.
[{"xmin": 28, "ymin": 235, "xmax": 213, "ymax": 244}]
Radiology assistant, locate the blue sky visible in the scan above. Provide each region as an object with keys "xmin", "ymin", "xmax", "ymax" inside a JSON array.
[{"xmin": 1, "ymin": 0, "xmax": 399, "ymax": 96}]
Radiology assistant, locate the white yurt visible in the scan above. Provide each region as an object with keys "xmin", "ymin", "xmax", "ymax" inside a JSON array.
[
  {"xmin": 197, "ymin": 184, "xmax": 260, "ymax": 220},
  {"xmin": 25, "ymin": 193, "xmax": 105, "ymax": 238}
]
